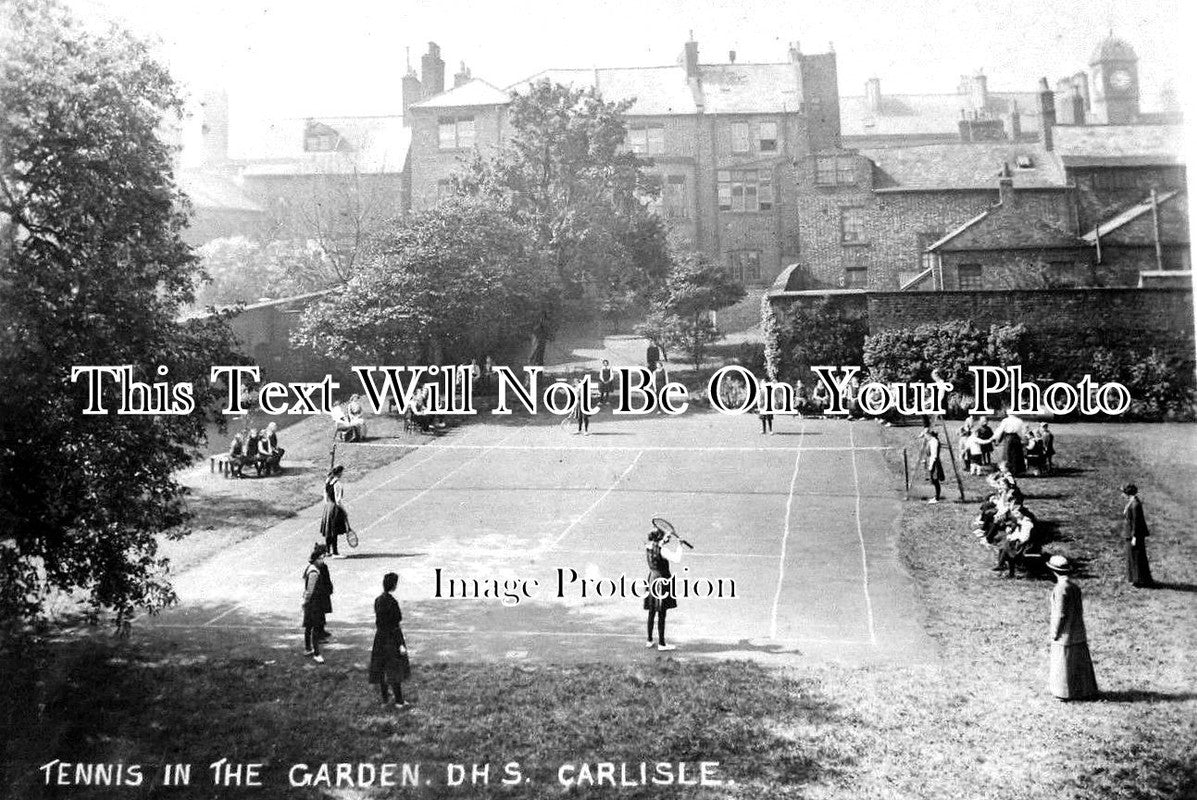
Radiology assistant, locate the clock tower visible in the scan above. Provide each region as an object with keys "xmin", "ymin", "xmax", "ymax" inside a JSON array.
[{"xmin": 1089, "ymin": 33, "xmax": 1139, "ymax": 124}]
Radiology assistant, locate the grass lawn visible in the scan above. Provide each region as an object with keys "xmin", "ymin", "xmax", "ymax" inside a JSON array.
[{"xmin": 2, "ymin": 420, "xmax": 1194, "ymax": 799}]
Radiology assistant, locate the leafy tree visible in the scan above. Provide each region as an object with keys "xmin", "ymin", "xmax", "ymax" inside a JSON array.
[
  {"xmin": 453, "ymin": 80, "xmax": 670, "ymax": 362},
  {"xmin": 292, "ymin": 197, "xmax": 547, "ymax": 364},
  {"xmin": 638, "ymin": 254, "xmax": 745, "ymax": 371},
  {"xmin": 192, "ymin": 237, "xmax": 331, "ymax": 308},
  {"xmin": 0, "ymin": 0, "xmax": 240, "ymax": 628},
  {"xmin": 776, "ymin": 298, "xmax": 869, "ymax": 378}
]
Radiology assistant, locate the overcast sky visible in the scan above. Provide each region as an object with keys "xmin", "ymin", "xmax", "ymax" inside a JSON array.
[{"xmin": 78, "ymin": 0, "xmax": 1190, "ymax": 120}]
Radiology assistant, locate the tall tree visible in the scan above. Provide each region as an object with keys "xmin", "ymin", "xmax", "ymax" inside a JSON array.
[
  {"xmin": 453, "ymin": 80, "xmax": 670, "ymax": 362},
  {"xmin": 292, "ymin": 197, "xmax": 548, "ymax": 364},
  {"xmin": 638, "ymin": 253, "xmax": 746, "ymax": 371},
  {"xmin": 0, "ymin": 0, "xmax": 239, "ymax": 628}
]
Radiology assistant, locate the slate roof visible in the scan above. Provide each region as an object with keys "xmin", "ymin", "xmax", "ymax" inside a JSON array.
[
  {"xmin": 928, "ymin": 203, "xmax": 1085, "ymax": 252},
  {"xmin": 1051, "ymin": 125, "xmax": 1186, "ymax": 167},
  {"xmin": 233, "ymin": 116, "xmax": 410, "ymax": 176},
  {"xmin": 177, "ymin": 170, "xmax": 263, "ymax": 212},
  {"xmin": 840, "ymin": 91, "xmax": 1041, "ymax": 141},
  {"xmin": 409, "ymin": 78, "xmax": 511, "ymax": 109},
  {"xmin": 864, "ymin": 143, "xmax": 1066, "ymax": 191},
  {"xmin": 1081, "ymin": 189, "xmax": 1183, "ymax": 242}
]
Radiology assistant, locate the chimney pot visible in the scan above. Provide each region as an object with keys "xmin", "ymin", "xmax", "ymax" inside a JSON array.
[
  {"xmin": 728, "ymin": 49, "xmax": 736, "ymax": 63},
  {"xmin": 683, "ymin": 38, "xmax": 699, "ymax": 79}
]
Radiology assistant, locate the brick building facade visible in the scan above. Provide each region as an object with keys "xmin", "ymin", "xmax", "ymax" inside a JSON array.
[{"xmin": 403, "ymin": 38, "xmax": 843, "ymax": 288}]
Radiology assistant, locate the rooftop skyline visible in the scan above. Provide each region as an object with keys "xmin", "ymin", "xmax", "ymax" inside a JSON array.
[{"xmin": 75, "ymin": 0, "xmax": 1190, "ymax": 122}]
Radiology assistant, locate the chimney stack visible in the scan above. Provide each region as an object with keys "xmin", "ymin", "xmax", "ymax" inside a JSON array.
[
  {"xmin": 788, "ymin": 41, "xmax": 801, "ymax": 63},
  {"xmin": 728, "ymin": 49, "xmax": 736, "ymax": 64},
  {"xmin": 1009, "ymin": 99, "xmax": 1022, "ymax": 140},
  {"xmin": 454, "ymin": 61, "xmax": 472, "ymax": 88},
  {"xmin": 682, "ymin": 33, "xmax": 699, "ymax": 79},
  {"xmin": 402, "ymin": 48, "xmax": 422, "ymax": 117},
  {"xmin": 421, "ymin": 42, "xmax": 445, "ymax": 98},
  {"xmin": 997, "ymin": 162, "xmax": 1015, "ymax": 206},
  {"xmin": 1037, "ymin": 77, "xmax": 1056, "ymax": 151},
  {"xmin": 865, "ymin": 77, "xmax": 882, "ymax": 114}
]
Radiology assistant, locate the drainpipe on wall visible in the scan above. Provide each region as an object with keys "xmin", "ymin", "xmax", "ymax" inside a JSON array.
[{"xmin": 1150, "ymin": 188, "xmax": 1164, "ymax": 271}]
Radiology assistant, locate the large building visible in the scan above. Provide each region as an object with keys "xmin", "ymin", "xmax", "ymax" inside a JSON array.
[{"xmin": 404, "ymin": 37, "xmax": 842, "ymax": 288}]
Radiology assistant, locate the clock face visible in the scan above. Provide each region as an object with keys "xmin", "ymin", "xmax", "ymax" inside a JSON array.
[{"xmin": 1110, "ymin": 69, "xmax": 1133, "ymax": 91}]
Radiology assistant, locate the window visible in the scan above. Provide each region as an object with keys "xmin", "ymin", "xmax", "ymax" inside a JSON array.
[
  {"xmin": 916, "ymin": 231, "xmax": 945, "ymax": 272},
  {"xmin": 1090, "ymin": 169, "xmax": 1140, "ymax": 192},
  {"xmin": 957, "ymin": 264, "xmax": 984, "ymax": 290},
  {"xmin": 304, "ymin": 122, "xmax": 341, "ymax": 152},
  {"xmin": 1162, "ymin": 248, "xmax": 1191, "ymax": 271},
  {"xmin": 815, "ymin": 155, "xmax": 857, "ymax": 186},
  {"xmin": 840, "ymin": 208, "xmax": 867, "ymax": 244},
  {"xmin": 759, "ymin": 121, "xmax": 778, "ymax": 152},
  {"xmin": 1048, "ymin": 261, "xmax": 1082, "ymax": 286},
  {"xmin": 627, "ymin": 124, "xmax": 666, "ymax": 155},
  {"xmin": 731, "ymin": 122, "xmax": 751, "ymax": 154},
  {"xmin": 438, "ymin": 116, "xmax": 476, "ymax": 150},
  {"xmin": 664, "ymin": 175, "xmax": 688, "ymax": 218},
  {"xmin": 844, "ymin": 267, "xmax": 868, "ymax": 289},
  {"xmin": 728, "ymin": 251, "xmax": 761, "ymax": 283},
  {"xmin": 717, "ymin": 170, "xmax": 773, "ymax": 212}
]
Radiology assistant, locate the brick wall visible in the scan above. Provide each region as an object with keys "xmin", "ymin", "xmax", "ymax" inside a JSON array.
[
  {"xmin": 865, "ymin": 287, "xmax": 1196, "ymax": 374},
  {"xmin": 406, "ymin": 105, "xmax": 506, "ymax": 210}
]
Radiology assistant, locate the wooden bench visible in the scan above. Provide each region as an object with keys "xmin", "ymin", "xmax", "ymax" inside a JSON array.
[{"xmin": 210, "ymin": 454, "xmax": 231, "ymax": 475}]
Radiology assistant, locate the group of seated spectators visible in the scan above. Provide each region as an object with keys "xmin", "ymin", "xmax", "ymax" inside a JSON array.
[
  {"xmin": 407, "ymin": 384, "xmax": 446, "ymax": 433},
  {"xmin": 227, "ymin": 423, "xmax": 284, "ymax": 478},
  {"xmin": 331, "ymin": 395, "xmax": 368, "ymax": 442},
  {"xmin": 972, "ymin": 466, "xmax": 1044, "ymax": 578}
]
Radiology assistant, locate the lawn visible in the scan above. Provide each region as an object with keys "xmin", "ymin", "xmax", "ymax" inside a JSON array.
[{"xmin": 2, "ymin": 420, "xmax": 1194, "ymax": 799}]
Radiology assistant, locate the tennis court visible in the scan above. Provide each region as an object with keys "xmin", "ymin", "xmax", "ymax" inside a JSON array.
[{"xmin": 146, "ymin": 411, "xmax": 933, "ymax": 666}]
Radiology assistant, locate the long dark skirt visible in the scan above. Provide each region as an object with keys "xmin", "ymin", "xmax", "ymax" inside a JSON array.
[
  {"xmin": 369, "ymin": 633, "xmax": 411, "ymax": 684},
  {"xmin": 321, "ymin": 502, "xmax": 349, "ymax": 539},
  {"xmin": 1048, "ymin": 643, "xmax": 1098, "ymax": 700},
  {"xmin": 1127, "ymin": 538, "xmax": 1154, "ymax": 587},
  {"xmin": 643, "ymin": 572, "xmax": 678, "ymax": 611}
]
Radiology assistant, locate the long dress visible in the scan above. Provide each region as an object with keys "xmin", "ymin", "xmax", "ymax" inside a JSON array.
[
  {"xmin": 1048, "ymin": 578, "xmax": 1098, "ymax": 700},
  {"xmin": 368, "ymin": 592, "xmax": 410, "ymax": 685},
  {"xmin": 320, "ymin": 477, "xmax": 348, "ymax": 547},
  {"xmin": 1124, "ymin": 496, "xmax": 1154, "ymax": 587},
  {"xmin": 643, "ymin": 540, "xmax": 680, "ymax": 611}
]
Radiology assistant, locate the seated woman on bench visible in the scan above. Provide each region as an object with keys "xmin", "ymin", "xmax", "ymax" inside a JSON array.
[
  {"xmin": 256, "ymin": 422, "xmax": 284, "ymax": 476},
  {"xmin": 994, "ymin": 505, "xmax": 1040, "ymax": 577},
  {"xmin": 332, "ymin": 399, "xmax": 367, "ymax": 442}
]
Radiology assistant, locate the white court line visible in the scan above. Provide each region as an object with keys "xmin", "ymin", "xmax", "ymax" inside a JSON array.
[
  {"xmin": 143, "ymin": 622, "xmax": 871, "ymax": 648},
  {"xmin": 557, "ymin": 548, "xmax": 775, "ymax": 560},
  {"xmin": 539, "ymin": 450, "xmax": 645, "ymax": 554},
  {"xmin": 769, "ymin": 418, "xmax": 807, "ymax": 639},
  {"xmin": 849, "ymin": 423, "xmax": 878, "ymax": 646},
  {"xmin": 353, "ymin": 441, "xmax": 892, "ymax": 453},
  {"xmin": 202, "ymin": 604, "xmax": 242, "ymax": 627},
  {"xmin": 359, "ymin": 428, "xmax": 524, "ymax": 535}
]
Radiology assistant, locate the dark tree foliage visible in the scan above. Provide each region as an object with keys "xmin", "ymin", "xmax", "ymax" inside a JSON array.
[
  {"xmin": 292, "ymin": 197, "xmax": 548, "ymax": 364},
  {"xmin": 638, "ymin": 253, "xmax": 746, "ymax": 371},
  {"xmin": 453, "ymin": 80, "xmax": 671, "ymax": 360},
  {"xmin": 0, "ymin": 0, "xmax": 240, "ymax": 628}
]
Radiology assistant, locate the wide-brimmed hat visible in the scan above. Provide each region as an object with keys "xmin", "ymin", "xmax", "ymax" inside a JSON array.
[{"xmin": 1046, "ymin": 555, "xmax": 1072, "ymax": 573}]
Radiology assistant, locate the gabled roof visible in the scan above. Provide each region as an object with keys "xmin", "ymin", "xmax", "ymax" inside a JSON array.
[
  {"xmin": 864, "ymin": 142, "xmax": 1066, "ymax": 191},
  {"xmin": 234, "ymin": 116, "xmax": 410, "ymax": 176},
  {"xmin": 840, "ymin": 91, "xmax": 1041, "ymax": 140},
  {"xmin": 1051, "ymin": 124, "xmax": 1186, "ymax": 167},
  {"xmin": 409, "ymin": 78, "xmax": 511, "ymax": 109},
  {"xmin": 928, "ymin": 201, "xmax": 1085, "ymax": 252},
  {"xmin": 510, "ymin": 62, "xmax": 805, "ymax": 116},
  {"xmin": 178, "ymin": 170, "xmax": 263, "ymax": 212},
  {"xmin": 1081, "ymin": 190, "xmax": 1183, "ymax": 243}
]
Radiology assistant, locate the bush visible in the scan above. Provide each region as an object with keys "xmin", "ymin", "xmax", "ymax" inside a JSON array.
[
  {"xmin": 773, "ymin": 298, "xmax": 868, "ymax": 378},
  {"xmin": 1086, "ymin": 347, "xmax": 1196, "ymax": 420}
]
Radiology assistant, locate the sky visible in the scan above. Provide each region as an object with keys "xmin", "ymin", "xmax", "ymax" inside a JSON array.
[{"xmin": 77, "ymin": 0, "xmax": 1191, "ymax": 122}]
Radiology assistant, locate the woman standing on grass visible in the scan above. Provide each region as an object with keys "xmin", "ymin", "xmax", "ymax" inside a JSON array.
[
  {"xmin": 1122, "ymin": 484, "xmax": 1154, "ymax": 588},
  {"xmin": 1046, "ymin": 555, "xmax": 1098, "ymax": 700},
  {"xmin": 924, "ymin": 429, "xmax": 945, "ymax": 504},
  {"xmin": 369, "ymin": 572, "xmax": 410, "ymax": 708},
  {"xmin": 320, "ymin": 465, "xmax": 348, "ymax": 557},
  {"xmin": 302, "ymin": 545, "xmax": 328, "ymax": 664}
]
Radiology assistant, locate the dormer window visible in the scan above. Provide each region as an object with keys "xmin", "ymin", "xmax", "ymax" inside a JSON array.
[
  {"xmin": 1016, "ymin": 155, "xmax": 1035, "ymax": 169},
  {"xmin": 304, "ymin": 121, "xmax": 342, "ymax": 152}
]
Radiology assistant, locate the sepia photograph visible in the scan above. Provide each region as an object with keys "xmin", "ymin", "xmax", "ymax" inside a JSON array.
[{"xmin": 1, "ymin": 0, "xmax": 1194, "ymax": 797}]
